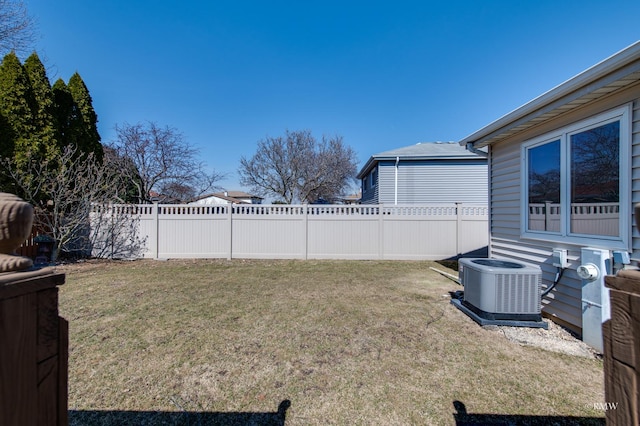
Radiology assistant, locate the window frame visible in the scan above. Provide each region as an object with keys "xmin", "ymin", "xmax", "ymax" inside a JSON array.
[{"xmin": 520, "ymin": 104, "xmax": 632, "ymax": 250}]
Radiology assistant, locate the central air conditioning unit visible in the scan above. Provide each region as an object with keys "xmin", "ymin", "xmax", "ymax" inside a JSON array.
[{"xmin": 452, "ymin": 258, "xmax": 546, "ymax": 328}]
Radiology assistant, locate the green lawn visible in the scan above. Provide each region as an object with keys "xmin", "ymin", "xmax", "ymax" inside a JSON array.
[{"xmin": 59, "ymin": 259, "xmax": 605, "ymax": 425}]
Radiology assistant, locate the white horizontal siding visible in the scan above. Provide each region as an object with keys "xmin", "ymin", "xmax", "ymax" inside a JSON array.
[{"xmin": 633, "ymin": 99, "xmax": 640, "ymax": 257}]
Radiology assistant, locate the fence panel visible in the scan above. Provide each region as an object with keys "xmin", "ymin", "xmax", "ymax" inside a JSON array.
[
  {"xmin": 90, "ymin": 202, "xmax": 488, "ymax": 261},
  {"xmin": 457, "ymin": 204, "xmax": 490, "ymax": 256},
  {"xmin": 307, "ymin": 205, "xmax": 381, "ymax": 259},
  {"xmin": 156, "ymin": 205, "xmax": 230, "ymax": 259},
  {"xmin": 382, "ymin": 205, "xmax": 458, "ymax": 260},
  {"xmin": 528, "ymin": 202, "xmax": 619, "ymax": 236},
  {"xmin": 232, "ymin": 205, "xmax": 306, "ymax": 259}
]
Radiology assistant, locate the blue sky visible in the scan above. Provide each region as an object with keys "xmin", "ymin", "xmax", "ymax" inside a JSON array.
[{"xmin": 25, "ymin": 0, "xmax": 640, "ymax": 192}]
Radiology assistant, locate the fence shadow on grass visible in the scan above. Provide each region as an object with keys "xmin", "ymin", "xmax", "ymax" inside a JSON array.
[
  {"xmin": 452, "ymin": 400, "xmax": 605, "ymax": 425},
  {"xmin": 69, "ymin": 399, "xmax": 291, "ymax": 426},
  {"xmin": 436, "ymin": 246, "xmax": 489, "ymax": 272}
]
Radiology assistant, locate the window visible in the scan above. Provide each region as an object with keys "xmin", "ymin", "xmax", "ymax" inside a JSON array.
[
  {"xmin": 522, "ymin": 105, "xmax": 630, "ymax": 248},
  {"xmin": 363, "ymin": 167, "xmax": 377, "ymax": 192}
]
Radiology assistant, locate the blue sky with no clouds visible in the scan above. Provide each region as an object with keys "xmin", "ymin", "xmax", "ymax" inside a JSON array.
[{"xmin": 25, "ymin": 0, "xmax": 640, "ymax": 192}]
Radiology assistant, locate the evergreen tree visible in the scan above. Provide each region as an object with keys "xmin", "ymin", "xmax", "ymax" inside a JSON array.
[
  {"xmin": 23, "ymin": 52, "xmax": 59, "ymax": 161},
  {"xmin": 67, "ymin": 72, "xmax": 102, "ymax": 160},
  {"xmin": 0, "ymin": 53, "xmax": 104, "ymax": 196},
  {"xmin": 0, "ymin": 51, "xmax": 35, "ymax": 168},
  {"xmin": 51, "ymin": 78, "xmax": 76, "ymax": 150}
]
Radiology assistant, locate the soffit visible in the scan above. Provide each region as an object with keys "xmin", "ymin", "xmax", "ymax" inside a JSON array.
[
  {"xmin": 459, "ymin": 42, "xmax": 640, "ymax": 149},
  {"xmin": 477, "ymin": 71, "xmax": 640, "ymax": 148}
]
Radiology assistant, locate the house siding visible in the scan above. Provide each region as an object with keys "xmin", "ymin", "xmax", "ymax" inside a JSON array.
[
  {"xmin": 367, "ymin": 159, "xmax": 487, "ymax": 205},
  {"xmin": 633, "ymin": 98, "xmax": 640, "ymax": 253},
  {"xmin": 489, "ymin": 84, "xmax": 640, "ymax": 334},
  {"xmin": 360, "ymin": 167, "xmax": 379, "ymax": 204}
]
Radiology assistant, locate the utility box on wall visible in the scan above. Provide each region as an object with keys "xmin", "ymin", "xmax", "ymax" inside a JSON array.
[{"xmin": 579, "ymin": 247, "xmax": 611, "ymax": 353}]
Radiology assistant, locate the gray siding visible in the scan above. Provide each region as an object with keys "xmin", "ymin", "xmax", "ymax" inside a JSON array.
[
  {"xmin": 372, "ymin": 159, "xmax": 487, "ymax": 204},
  {"xmin": 360, "ymin": 168, "xmax": 379, "ymax": 204},
  {"xmin": 489, "ymin": 86, "xmax": 640, "ymax": 334}
]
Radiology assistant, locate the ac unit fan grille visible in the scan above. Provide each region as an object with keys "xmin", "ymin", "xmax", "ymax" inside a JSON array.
[{"xmin": 495, "ymin": 273, "xmax": 541, "ymax": 314}]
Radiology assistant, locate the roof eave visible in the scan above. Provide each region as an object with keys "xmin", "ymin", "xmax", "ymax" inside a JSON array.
[
  {"xmin": 356, "ymin": 156, "xmax": 377, "ymax": 179},
  {"xmin": 356, "ymin": 154, "xmax": 485, "ymax": 179},
  {"xmin": 459, "ymin": 41, "xmax": 640, "ymax": 149}
]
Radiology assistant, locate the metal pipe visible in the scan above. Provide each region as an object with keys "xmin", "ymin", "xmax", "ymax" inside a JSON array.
[{"xmin": 465, "ymin": 142, "xmax": 488, "ymax": 158}]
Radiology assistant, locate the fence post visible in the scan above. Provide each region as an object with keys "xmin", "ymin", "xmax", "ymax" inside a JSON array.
[
  {"xmin": 456, "ymin": 202, "xmax": 462, "ymax": 255},
  {"xmin": 153, "ymin": 203, "xmax": 159, "ymax": 259},
  {"xmin": 227, "ymin": 204, "xmax": 233, "ymax": 260},
  {"xmin": 110, "ymin": 205, "xmax": 115, "ymax": 260},
  {"xmin": 544, "ymin": 201, "xmax": 552, "ymax": 231},
  {"xmin": 378, "ymin": 204, "xmax": 384, "ymax": 259},
  {"xmin": 303, "ymin": 204, "xmax": 309, "ymax": 260}
]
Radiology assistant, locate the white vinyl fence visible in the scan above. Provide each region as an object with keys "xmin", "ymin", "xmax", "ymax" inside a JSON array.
[
  {"xmin": 92, "ymin": 203, "xmax": 488, "ymax": 260},
  {"xmin": 528, "ymin": 202, "xmax": 619, "ymax": 236}
]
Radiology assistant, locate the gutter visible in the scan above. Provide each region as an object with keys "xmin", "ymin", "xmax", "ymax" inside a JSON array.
[{"xmin": 465, "ymin": 143, "xmax": 488, "ymax": 158}]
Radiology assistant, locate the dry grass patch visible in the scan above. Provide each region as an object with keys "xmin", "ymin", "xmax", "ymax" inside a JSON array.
[{"xmin": 58, "ymin": 259, "xmax": 605, "ymax": 425}]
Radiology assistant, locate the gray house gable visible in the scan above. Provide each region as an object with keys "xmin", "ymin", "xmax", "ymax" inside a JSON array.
[{"xmin": 357, "ymin": 142, "xmax": 488, "ymax": 204}]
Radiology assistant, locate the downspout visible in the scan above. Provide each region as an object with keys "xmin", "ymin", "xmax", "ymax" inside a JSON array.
[
  {"xmin": 394, "ymin": 156, "xmax": 399, "ymax": 205},
  {"xmin": 465, "ymin": 141, "xmax": 490, "ymax": 258},
  {"xmin": 465, "ymin": 142, "xmax": 488, "ymax": 158}
]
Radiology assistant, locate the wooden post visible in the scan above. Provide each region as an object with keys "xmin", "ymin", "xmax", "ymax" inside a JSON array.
[
  {"xmin": 0, "ymin": 269, "xmax": 67, "ymax": 426},
  {"xmin": 603, "ymin": 270, "xmax": 640, "ymax": 425}
]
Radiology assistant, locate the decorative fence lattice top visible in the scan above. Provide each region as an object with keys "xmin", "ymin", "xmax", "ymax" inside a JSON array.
[
  {"xmin": 93, "ymin": 203, "xmax": 488, "ymax": 217},
  {"xmin": 90, "ymin": 203, "xmax": 489, "ymax": 261}
]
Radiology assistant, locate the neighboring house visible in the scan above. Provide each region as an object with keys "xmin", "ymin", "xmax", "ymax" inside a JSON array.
[
  {"xmin": 190, "ymin": 191, "xmax": 264, "ymax": 205},
  {"xmin": 148, "ymin": 191, "xmax": 181, "ymax": 204},
  {"xmin": 357, "ymin": 141, "xmax": 488, "ymax": 204},
  {"xmin": 339, "ymin": 191, "xmax": 362, "ymax": 205},
  {"xmin": 458, "ymin": 41, "xmax": 640, "ymax": 338}
]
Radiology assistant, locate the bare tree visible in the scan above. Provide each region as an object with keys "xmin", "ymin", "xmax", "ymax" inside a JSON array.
[
  {"xmin": 299, "ymin": 136, "xmax": 359, "ymax": 203},
  {"xmin": 0, "ymin": 0, "xmax": 35, "ymax": 55},
  {"xmin": 239, "ymin": 130, "xmax": 358, "ymax": 203},
  {"xmin": 1, "ymin": 145, "xmax": 145, "ymax": 260},
  {"xmin": 110, "ymin": 121, "xmax": 223, "ymax": 203},
  {"xmin": 88, "ymin": 203, "xmax": 147, "ymax": 260}
]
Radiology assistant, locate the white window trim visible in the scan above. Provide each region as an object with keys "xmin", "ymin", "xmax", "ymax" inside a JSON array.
[{"xmin": 520, "ymin": 104, "xmax": 632, "ymax": 251}]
